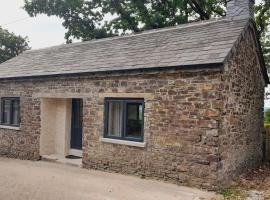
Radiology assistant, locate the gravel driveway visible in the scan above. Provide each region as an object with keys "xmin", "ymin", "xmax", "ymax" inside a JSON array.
[{"xmin": 0, "ymin": 158, "xmax": 220, "ymax": 200}]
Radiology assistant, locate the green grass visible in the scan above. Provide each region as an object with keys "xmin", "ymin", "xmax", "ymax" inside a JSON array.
[
  {"xmin": 264, "ymin": 122, "xmax": 270, "ymax": 128},
  {"xmin": 220, "ymin": 188, "xmax": 247, "ymax": 200}
]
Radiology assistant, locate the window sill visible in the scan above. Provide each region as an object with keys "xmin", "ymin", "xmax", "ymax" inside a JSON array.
[
  {"xmin": 0, "ymin": 125, "xmax": 20, "ymax": 131},
  {"xmin": 100, "ymin": 138, "xmax": 146, "ymax": 148}
]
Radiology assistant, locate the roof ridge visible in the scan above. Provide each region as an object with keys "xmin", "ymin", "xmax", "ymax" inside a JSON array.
[
  {"xmin": 24, "ymin": 18, "xmax": 238, "ymax": 54},
  {"xmin": 0, "ymin": 17, "xmax": 249, "ymax": 80}
]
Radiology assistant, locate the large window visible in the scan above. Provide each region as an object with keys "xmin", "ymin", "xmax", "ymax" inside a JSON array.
[
  {"xmin": 104, "ymin": 98, "xmax": 144, "ymax": 142},
  {"xmin": 1, "ymin": 97, "xmax": 20, "ymax": 127}
]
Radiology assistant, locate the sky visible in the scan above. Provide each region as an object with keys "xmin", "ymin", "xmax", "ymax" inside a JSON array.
[{"xmin": 0, "ymin": 0, "xmax": 66, "ymax": 49}]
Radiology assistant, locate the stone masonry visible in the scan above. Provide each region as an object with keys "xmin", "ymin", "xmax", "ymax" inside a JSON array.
[
  {"xmin": 0, "ymin": 69, "xmax": 223, "ymax": 189},
  {"xmin": 218, "ymin": 23, "xmax": 265, "ymax": 182},
  {"xmin": 0, "ymin": 22, "xmax": 266, "ymax": 190}
]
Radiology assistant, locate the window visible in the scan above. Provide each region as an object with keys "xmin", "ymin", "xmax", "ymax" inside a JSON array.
[
  {"xmin": 1, "ymin": 97, "xmax": 20, "ymax": 127},
  {"xmin": 104, "ymin": 98, "xmax": 144, "ymax": 142}
]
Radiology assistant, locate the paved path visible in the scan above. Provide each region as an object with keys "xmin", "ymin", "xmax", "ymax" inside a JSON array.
[{"xmin": 0, "ymin": 158, "xmax": 220, "ymax": 200}]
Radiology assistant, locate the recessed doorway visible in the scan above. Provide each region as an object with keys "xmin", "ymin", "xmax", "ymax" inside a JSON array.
[
  {"xmin": 40, "ymin": 98, "xmax": 83, "ymax": 166},
  {"xmin": 69, "ymin": 99, "xmax": 83, "ymax": 157}
]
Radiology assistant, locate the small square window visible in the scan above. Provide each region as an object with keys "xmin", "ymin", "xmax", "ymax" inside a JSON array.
[
  {"xmin": 104, "ymin": 98, "xmax": 144, "ymax": 142},
  {"xmin": 1, "ymin": 97, "xmax": 20, "ymax": 127}
]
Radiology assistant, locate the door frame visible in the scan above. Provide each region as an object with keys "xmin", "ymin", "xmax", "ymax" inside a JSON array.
[{"xmin": 69, "ymin": 98, "xmax": 83, "ymax": 157}]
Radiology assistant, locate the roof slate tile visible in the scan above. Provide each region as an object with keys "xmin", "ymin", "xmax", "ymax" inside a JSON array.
[{"xmin": 0, "ymin": 18, "xmax": 249, "ymax": 79}]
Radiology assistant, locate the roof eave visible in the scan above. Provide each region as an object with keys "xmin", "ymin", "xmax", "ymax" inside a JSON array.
[
  {"xmin": 249, "ymin": 19, "xmax": 270, "ymax": 84},
  {"xmin": 0, "ymin": 63, "xmax": 223, "ymax": 81}
]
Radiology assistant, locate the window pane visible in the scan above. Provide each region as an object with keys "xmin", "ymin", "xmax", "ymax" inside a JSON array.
[
  {"xmin": 126, "ymin": 103, "xmax": 143, "ymax": 139},
  {"xmin": 107, "ymin": 102, "xmax": 123, "ymax": 137},
  {"xmin": 11, "ymin": 100, "xmax": 20, "ymax": 126},
  {"xmin": 2, "ymin": 100, "xmax": 11, "ymax": 124}
]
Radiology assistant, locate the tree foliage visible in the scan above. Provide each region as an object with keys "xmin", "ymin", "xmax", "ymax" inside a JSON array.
[
  {"xmin": 265, "ymin": 108, "xmax": 270, "ymax": 127},
  {"xmin": 23, "ymin": 0, "xmax": 229, "ymax": 41},
  {"xmin": 23, "ymin": 0, "xmax": 269, "ymax": 67},
  {"xmin": 0, "ymin": 26, "xmax": 30, "ymax": 64},
  {"xmin": 255, "ymin": 0, "xmax": 270, "ymax": 69}
]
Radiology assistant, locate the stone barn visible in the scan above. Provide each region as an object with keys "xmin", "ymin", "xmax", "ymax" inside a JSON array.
[{"xmin": 0, "ymin": 0, "xmax": 268, "ymax": 189}]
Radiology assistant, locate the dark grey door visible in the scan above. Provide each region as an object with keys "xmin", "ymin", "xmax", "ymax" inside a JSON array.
[{"xmin": 70, "ymin": 99, "xmax": 83, "ymax": 150}]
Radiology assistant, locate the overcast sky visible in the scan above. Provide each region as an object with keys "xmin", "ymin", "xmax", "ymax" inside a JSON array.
[{"xmin": 0, "ymin": 0, "xmax": 66, "ymax": 49}]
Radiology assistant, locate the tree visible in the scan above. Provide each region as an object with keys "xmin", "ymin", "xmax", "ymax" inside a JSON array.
[
  {"xmin": 0, "ymin": 26, "xmax": 30, "ymax": 64},
  {"xmin": 261, "ymin": 34, "xmax": 270, "ymax": 69},
  {"xmin": 23, "ymin": 0, "xmax": 228, "ymax": 41},
  {"xmin": 23, "ymin": 0, "xmax": 269, "ymax": 67},
  {"xmin": 255, "ymin": 0, "xmax": 270, "ymax": 69}
]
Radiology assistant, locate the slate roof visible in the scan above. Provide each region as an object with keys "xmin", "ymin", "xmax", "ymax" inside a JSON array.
[{"xmin": 0, "ymin": 18, "xmax": 259, "ymax": 79}]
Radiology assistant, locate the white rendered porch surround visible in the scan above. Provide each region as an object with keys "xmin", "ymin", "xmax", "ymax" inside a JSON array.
[{"xmin": 40, "ymin": 98, "xmax": 82, "ymax": 157}]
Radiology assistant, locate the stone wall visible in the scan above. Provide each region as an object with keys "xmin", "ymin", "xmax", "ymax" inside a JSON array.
[
  {"xmin": 218, "ymin": 25, "xmax": 266, "ymax": 183},
  {"xmin": 82, "ymin": 71, "xmax": 223, "ymax": 189},
  {"xmin": 0, "ymin": 81, "xmax": 41, "ymax": 160},
  {"xmin": 0, "ymin": 23, "xmax": 266, "ymax": 190},
  {"xmin": 0, "ymin": 69, "xmax": 223, "ymax": 189}
]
